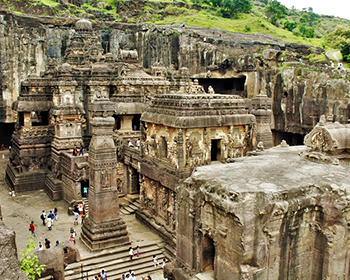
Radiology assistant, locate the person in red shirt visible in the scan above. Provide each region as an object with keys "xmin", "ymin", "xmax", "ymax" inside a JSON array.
[{"xmin": 29, "ymin": 221, "xmax": 36, "ymax": 237}]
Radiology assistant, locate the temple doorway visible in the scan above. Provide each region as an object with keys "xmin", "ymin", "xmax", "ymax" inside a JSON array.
[
  {"xmin": 81, "ymin": 180, "xmax": 89, "ymax": 198},
  {"xmin": 211, "ymin": 139, "xmax": 221, "ymax": 161},
  {"xmin": 130, "ymin": 167, "xmax": 140, "ymax": 194},
  {"xmin": 201, "ymin": 234, "xmax": 215, "ymax": 271}
]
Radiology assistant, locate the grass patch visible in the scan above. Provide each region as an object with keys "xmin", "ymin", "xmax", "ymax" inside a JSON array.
[{"xmin": 34, "ymin": 0, "xmax": 60, "ymax": 7}]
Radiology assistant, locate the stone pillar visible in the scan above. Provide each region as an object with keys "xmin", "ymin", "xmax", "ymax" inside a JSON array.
[
  {"xmin": 250, "ymin": 94, "xmax": 273, "ymax": 149},
  {"xmin": 81, "ymin": 100, "xmax": 129, "ymax": 251},
  {"xmin": 120, "ymin": 115, "xmax": 133, "ymax": 131}
]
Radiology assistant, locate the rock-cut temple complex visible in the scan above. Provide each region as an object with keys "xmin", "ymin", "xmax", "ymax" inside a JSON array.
[{"xmin": 3, "ymin": 17, "xmax": 350, "ymax": 280}]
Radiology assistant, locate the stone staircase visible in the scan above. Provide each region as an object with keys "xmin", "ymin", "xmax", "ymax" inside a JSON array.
[
  {"xmin": 120, "ymin": 198, "xmax": 141, "ymax": 215},
  {"xmin": 64, "ymin": 240, "xmax": 167, "ymax": 280},
  {"xmin": 81, "ymin": 197, "xmax": 89, "ymax": 216}
]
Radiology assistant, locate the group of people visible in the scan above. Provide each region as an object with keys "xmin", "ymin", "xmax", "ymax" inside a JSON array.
[
  {"xmin": 73, "ymin": 144, "xmax": 84, "ymax": 156},
  {"xmin": 40, "ymin": 208, "xmax": 58, "ymax": 230},
  {"xmin": 38, "ymin": 239, "xmax": 59, "ymax": 250},
  {"xmin": 128, "ymin": 139, "xmax": 140, "ymax": 150},
  {"xmin": 73, "ymin": 202, "xmax": 86, "ymax": 225}
]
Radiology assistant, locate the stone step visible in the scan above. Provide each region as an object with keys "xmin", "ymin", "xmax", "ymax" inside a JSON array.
[
  {"xmin": 123, "ymin": 205, "xmax": 135, "ymax": 214},
  {"xmin": 128, "ymin": 203, "xmax": 139, "ymax": 211},
  {"xmin": 66, "ymin": 243, "xmax": 161, "ymax": 270},
  {"xmin": 192, "ymin": 271, "xmax": 214, "ymax": 280},
  {"xmin": 65, "ymin": 250, "xmax": 166, "ymax": 280},
  {"xmin": 65, "ymin": 241, "xmax": 165, "ymax": 280},
  {"xmin": 120, "ymin": 208, "xmax": 129, "ymax": 215}
]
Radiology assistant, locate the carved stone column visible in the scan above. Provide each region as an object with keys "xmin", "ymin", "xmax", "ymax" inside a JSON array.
[
  {"xmin": 250, "ymin": 94, "xmax": 273, "ymax": 149},
  {"xmin": 80, "ymin": 98, "xmax": 129, "ymax": 251}
]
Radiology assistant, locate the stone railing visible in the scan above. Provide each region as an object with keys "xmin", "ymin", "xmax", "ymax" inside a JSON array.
[{"xmin": 61, "ymin": 152, "xmax": 89, "ymax": 179}]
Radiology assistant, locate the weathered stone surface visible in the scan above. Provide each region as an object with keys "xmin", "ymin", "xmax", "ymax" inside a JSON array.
[
  {"xmin": 173, "ymin": 146, "xmax": 350, "ymax": 279},
  {"xmin": 0, "ymin": 216, "xmax": 27, "ymax": 280}
]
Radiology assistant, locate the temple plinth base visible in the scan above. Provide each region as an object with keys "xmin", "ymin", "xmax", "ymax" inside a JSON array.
[{"xmin": 80, "ymin": 217, "xmax": 130, "ymax": 251}]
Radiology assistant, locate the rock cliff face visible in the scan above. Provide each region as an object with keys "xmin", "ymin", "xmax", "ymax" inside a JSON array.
[{"xmin": 1, "ymin": 11, "xmax": 350, "ymax": 143}]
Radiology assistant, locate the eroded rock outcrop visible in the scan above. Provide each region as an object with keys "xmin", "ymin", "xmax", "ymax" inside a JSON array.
[
  {"xmin": 171, "ymin": 146, "xmax": 350, "ymax": 280},
  {"xmin": 0, "ymin": 206, "xmax": 27, "ymax": 280}
]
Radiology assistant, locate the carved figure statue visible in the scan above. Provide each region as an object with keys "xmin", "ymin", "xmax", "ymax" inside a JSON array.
[{"xmin": 34, "ymin": 241, "xmax": 80, "ymax": 280}]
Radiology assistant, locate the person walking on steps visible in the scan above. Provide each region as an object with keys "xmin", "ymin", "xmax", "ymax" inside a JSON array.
[
  {"xmin": 129, "ymin": 247, "xmax": 134, "ymax": 262},
  {"xmin": 100, "ymin": 269, "xmax": 107, "ymax": 280}
]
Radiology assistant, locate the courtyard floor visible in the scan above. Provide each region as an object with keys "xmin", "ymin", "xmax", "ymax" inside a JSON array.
[{"xmin": 0, "ymin": 150, "xmax": 165, "ymax": 280}]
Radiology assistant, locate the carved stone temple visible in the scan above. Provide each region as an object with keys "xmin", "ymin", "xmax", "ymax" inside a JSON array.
[{"xmin": 4, "ymin": 16, "xmax": 350, "ymax": 280}]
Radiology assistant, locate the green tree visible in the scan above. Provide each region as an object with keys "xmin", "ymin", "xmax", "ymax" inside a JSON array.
[
  {"xmin": 299, "ymin": 24, "xmax": 315, "ymax": 38},
  {"xmin": 212, "ymin": 0, "xmax": 252, "ymax": 18},
  {"xmin": 284, "ymin": 21, "xmax": 297, "ymax": 32},
  {"xmin": 264, "ymin": 0, "xmax": 288, "ymax": 25},
  {"xmin": 341, "ymin": 43, "xmax": 350, "ymax": 62},
  {"xmin": 324, "ymin": 26, "xmax": 350, "ymax": 49},
  {"xmin": 19, "ymin": 238, "xmax": 46, "ymax": 280}
]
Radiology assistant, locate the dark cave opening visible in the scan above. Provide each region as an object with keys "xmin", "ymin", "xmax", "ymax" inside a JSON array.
[
  {"xmin": 195, "ymin": 77, "xmax": 246, "ymax": 97},
  {"xmin": 273, "ymin": 130, "xmax": 305, "ymax": 146}
]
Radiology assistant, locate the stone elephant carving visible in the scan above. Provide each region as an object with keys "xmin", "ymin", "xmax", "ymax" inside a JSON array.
[{"xmin": 34, "ymin": 241, "xmax": 80, "ymax": 280}]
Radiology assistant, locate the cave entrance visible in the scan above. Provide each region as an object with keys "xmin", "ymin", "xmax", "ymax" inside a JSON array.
[
  {"xmin": 195, "ymin": 77, "xmax": 246, "ymax": 97},
  {"xmin": 201, "ymin": 234, "xmax": 215, "ymax": 271},
  {"xmin": 80, "ymin": 180, "xmax": 89, "ymax": 198},
  {"xmin": 273, "ymin": 130, "xmax": 305, "ymax": 146},
  {"xmin": 211, "ymin": 139, "xmax": 221, "ymax": 161}
]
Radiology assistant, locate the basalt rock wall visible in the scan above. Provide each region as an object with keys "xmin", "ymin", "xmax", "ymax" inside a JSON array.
[{"xmin": 255, "ymin": 68, "xmax": 350, "ymax": 138}]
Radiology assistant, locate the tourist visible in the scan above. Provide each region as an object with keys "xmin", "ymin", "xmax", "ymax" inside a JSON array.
[
  {"xmin": 147, "ymin": 276, "xmax": 152, "ymax": 280},
  {"xmin": 128, "ymin": 139, "xmax": 134, "ymax": 147},
  {"xmin": 78, "ymin": 144, "xmax": 84, "ymax": 156},
  {"xmin": 74, "ymin": 210, "xmax": 79, "ymax": 225},
  {"xmin": 70, "ymin": 227, "xmax": 76, "ymax": 238},
  {"xmin": 81, "ymin": 209, "xmax": 86, "ymax": 224},
  {"xmin": 47, "ymin": 217, "xmax": 53, "ymax": 230},
  {"xmin": 78, "ymin": 203, "xmax": 84, "ymax": 215},
  {"xmin": 56, "ymin": 240, "xmax": 60, "ymax": 246},
  {"xmin": 70, "ymin": 228, "xmax": 76, "ymax": 245},
  {"xmin": 162, "ymin": 258, "xmax": 166, "ymax": 269},
  {"xmin": 153, "ymin": 255, "xmax": 159, "ymax": 267},
  {"xmin": 8, "ymin": 145, "xmax": 11, "ymax": 152},
  {"xmin": 45, "ymin": 238, "xmax": 51, "ymax": 249},
  {"xmin": 129, "ymin": 246, "xmax": 134, "ymax": 261},
  {"xmin": 1, "ymin": 144, "xmax": 4, "ymax": 150},
  {"xmin": 29, "ymin": 221, "xmax": 36, "ymax": 237},
  {"xmin": 136, "ymin": 245, "xmax": 140, "ymax": 257},
  {"xmin": 40, "ymin": 210, "xmax": 46, "ymax": 225},
  {"xmin": 73, "ymin": 145, "xmax": 78, "ymax": 156},
  {"xmin": 131, "ymin": 272, "xmax": 136, "ymax": 280},
  {"xmin": 48, "ymin": 210, "xmax": 54, "ymax": 224},
  {"xmin": 125, "ymin": 273, "xmax": 130, "ymax": 279},
  {"xmin": 338, "ymin": 62, "xmax": 343, "ymax": 70},
  {"xmin": 136, "ymin": 139, "xmax": 140, "ymax": 150},
  {"xmin": 120, "ymin": 274, "xmax": 125, "ymax": 280},
  {"xmin": 331, "ymin": 60, "xmax": 334, "ymax": 68},
  {"xmin": 38, "ymin": 242, "xmax": 44, "ymax": 250},
  {"xmin": 100, "ymin": 269, "xmax": 107, "ymax": 280},
  {"xmin": 54, "ymin": 207, "xmax": 58, "ymax": 221}
]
